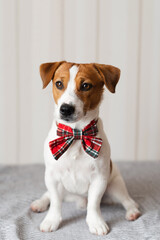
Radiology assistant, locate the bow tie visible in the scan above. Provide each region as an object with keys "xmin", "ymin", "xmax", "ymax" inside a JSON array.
[{"xmin": 49, "ymin": 119, "xmax": 102, "ymax": 160}]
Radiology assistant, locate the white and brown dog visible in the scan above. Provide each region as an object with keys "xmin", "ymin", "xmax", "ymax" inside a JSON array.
[{"xmin": 31, "ymin": 61, "xmax": 141, "ymax": 235}]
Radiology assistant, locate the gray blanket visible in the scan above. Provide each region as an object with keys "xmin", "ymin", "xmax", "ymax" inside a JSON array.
[{"xmin": 0, "ymin": 162, "xmax": 160, "ymax": 240}]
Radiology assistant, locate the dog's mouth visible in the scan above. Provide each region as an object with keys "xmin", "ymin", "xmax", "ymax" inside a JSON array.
[
  {"xmin": 60, "ymin": 113, "xmax": 82, "ymax": 123},
  {"xmin": 60, "ymin": 115, "xmax": 75, "ymax": 122}
]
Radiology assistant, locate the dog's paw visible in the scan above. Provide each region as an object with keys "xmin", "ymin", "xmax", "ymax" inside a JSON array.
[
  {"xmin": 40, "ymin": 217, "xmax": 61, "ymax": 232},
  {"xmin": 86, "ymin": 216, "xmax": 109, "ymax": 235},
  {"xmin": 30, "ymin": 199, "xmax": 48, "ymax": 213},
  {"xmin": 126, "ymin": 207, "xmax": 141, "ymax": 221}
]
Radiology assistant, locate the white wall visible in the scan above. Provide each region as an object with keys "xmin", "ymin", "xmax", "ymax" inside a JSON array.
[{"xmin": 0, "ymin": 0, "xmax": 160, "ymax": 164}]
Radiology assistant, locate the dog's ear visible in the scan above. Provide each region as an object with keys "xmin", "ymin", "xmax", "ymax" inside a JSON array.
[
  {"xmin": 94, "ymin": 64, "xmax": 120, "ymax": 93},
  {"xmin": 40, "ymin": 61, "xmax": 65, "ymax": 89}
]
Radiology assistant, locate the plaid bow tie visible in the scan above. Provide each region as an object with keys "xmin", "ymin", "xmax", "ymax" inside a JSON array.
[{"xmin": 49, "ymin": 119, "xmax": 102, "ymax": 160}]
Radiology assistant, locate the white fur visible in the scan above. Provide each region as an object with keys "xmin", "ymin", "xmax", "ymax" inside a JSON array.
[{"xmin": 31, "ymin": 65, "xmax": 141, "ymax": 235}]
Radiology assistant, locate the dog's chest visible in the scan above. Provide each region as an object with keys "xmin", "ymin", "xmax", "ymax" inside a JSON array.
[
  {"xmin": 61, "ymin": 167, "xmax": 89, "ymax": 195},
  {"xmin": 59, "ymin": 141, "xmax": 95, "ymax": 195}
]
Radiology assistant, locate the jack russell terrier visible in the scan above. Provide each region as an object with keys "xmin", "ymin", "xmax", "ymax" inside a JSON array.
[{"xmin": 31, "ymin": 61, "xmax": 141, "ymax": 235}]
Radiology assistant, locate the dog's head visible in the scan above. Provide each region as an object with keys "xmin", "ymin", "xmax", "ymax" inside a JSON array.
[{"xmin": 40, "ymin": 61, "xmax": 120, "ymax": 122}]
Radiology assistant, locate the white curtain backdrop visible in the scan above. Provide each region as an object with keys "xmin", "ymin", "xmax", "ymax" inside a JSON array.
[{"xmin": 0, "ymin": 0, "xmax": 160, "ymax": 164}]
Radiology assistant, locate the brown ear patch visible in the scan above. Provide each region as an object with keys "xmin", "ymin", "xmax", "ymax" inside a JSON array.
[
  {"xmin": 40, "ymin": 61, "xmax": 66, "ymax": 89},
  {"xmin": 94, "ymin": 64, "xmax": 120, "ymax": 93}
]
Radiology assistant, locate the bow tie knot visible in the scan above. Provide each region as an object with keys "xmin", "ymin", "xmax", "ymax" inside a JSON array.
[
  {"xmin": 49, "ymin": 119, "xmax": 102, "ymax": 160},
  {"xmin": 73, "ymin": 129, "xmax": 82, "ymax": 140}
]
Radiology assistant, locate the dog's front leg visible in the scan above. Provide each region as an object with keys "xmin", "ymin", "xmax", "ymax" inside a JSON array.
[
  {"xmin": 86, "ymin": 176, "xmax": 109, "ymax": 235},
  {"xmin": 40, "ymin": 174, "xmax": 62, "ymax": 232}
]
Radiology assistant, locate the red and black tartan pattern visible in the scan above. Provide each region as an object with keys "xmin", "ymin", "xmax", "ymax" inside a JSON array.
[{"xmin": 49, "ymin": 120, "xmax": 102, "ymax": 160}]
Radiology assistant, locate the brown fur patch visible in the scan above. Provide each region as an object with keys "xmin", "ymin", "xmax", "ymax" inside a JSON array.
[
  {"xmin": 75, "ymin": 64, "xmax": 104, "ymax": 112},
  {"xmin": 94, "ymin": 64, "xmax": 120, "ymax": 93},
  {"xmin": 40, "ymin": 61, "xmax": 65, "ymax": 89}
]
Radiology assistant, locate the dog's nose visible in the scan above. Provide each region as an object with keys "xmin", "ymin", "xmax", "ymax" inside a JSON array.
[{"xmin": 60, "ymin": 104, "xmax": 75, "ymax": 117}]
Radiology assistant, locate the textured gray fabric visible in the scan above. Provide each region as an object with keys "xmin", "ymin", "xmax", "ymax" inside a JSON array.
[{"xmin": 0, "ymin": 162, "xmax": 160, "ymax": 240}]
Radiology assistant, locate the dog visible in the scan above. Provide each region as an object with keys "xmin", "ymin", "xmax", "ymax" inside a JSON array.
[{"xmin": 31, "ymin": 61, "xmax": 141, "ymax": 235}]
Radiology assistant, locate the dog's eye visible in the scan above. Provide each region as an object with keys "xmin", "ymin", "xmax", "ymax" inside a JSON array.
[
  {"xmin": 80, "ymin": 82, "xmax": 93, "ymax": 91},
  {"xmin": 55, "ymin": 81, "xmax": 64, "ymax": 90}
]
